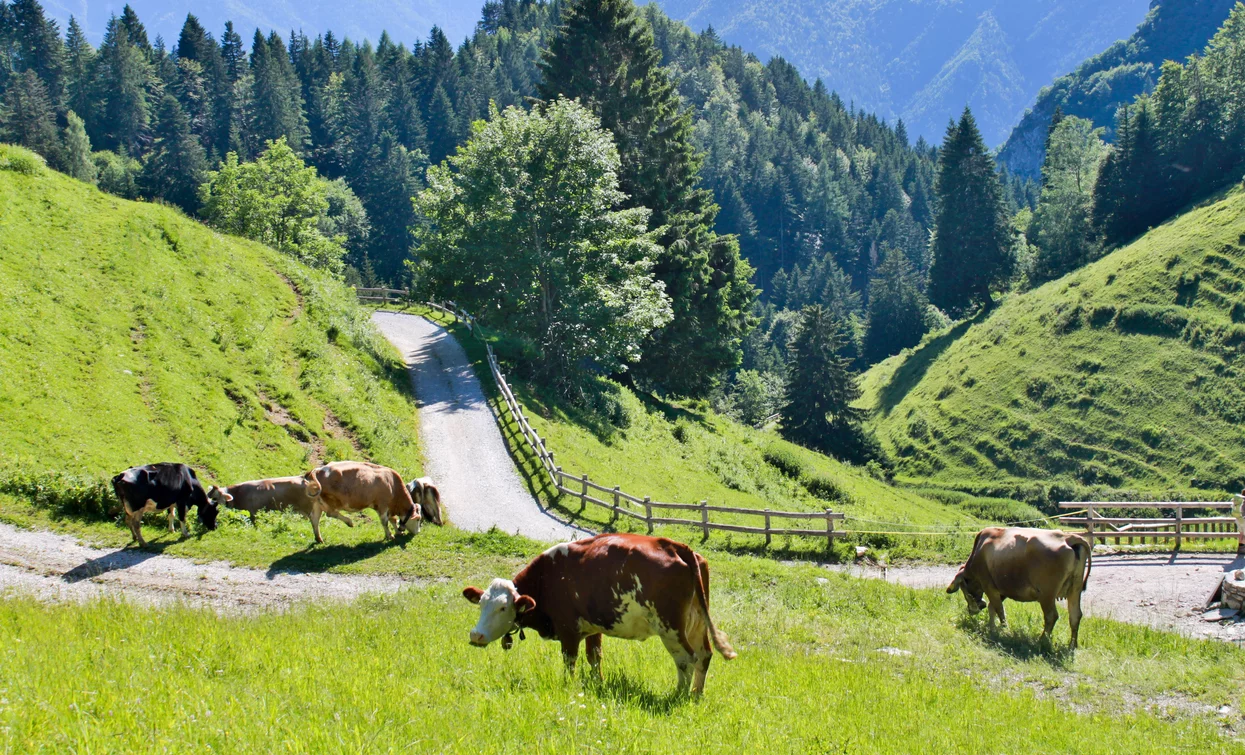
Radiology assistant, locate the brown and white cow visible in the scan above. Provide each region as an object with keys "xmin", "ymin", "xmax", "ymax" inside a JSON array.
[
  {"xmin": 947, "ymin": 527, "xmax": 1092, "ymax": 648},
  {"xmin": 301, "ymin": 461, "xmax": 421, "ymax": 543},
  {"xmin": 406, "ymin": 477, "xmax": 445, "ymax": 526},
  {"xmin": 462, "ymin": 533, "xmax": 736, "ymax": 696}
]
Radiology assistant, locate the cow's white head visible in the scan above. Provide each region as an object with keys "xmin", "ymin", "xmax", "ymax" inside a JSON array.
[
  {"xmin": 946, "ymin": 566, "xmax": 986, "ymax": 615},
  {"xmin": 462, "ymin": 579, "xmax": 535, "ymax": 647},
  {"xmin": 206, "ymin": 486, "xmax": 233, "ymax": 507}
]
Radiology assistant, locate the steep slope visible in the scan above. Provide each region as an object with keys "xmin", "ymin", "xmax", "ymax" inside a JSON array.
[
  {"xmin": 656, "ymin": 0, "xmax": 1148, "ymax": 144},
  {"xmin": 999, "ymin": 0, "xmax": 1238, "ymax": 176},
  {"xmin": 43, "ymin": 0, "xmax": 479, "ymax": 49},
  {"xmin": 860, "ymin": 187, "xmax": 1245, "ymax": 499},
  {"xmin": 0, "ymin": 145, "xmax": 422, "ymax": 497}
]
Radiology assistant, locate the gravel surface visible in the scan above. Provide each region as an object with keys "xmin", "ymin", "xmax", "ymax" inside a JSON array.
[
  {"xmin": 829, "ymin": 550, "xmax": 1245, "ymax": 643},
  {"xmin": 372, "ymin": 311, "xmax": 589, "ymax": 543},
  {"xmin": 0, "ymin": 522, "xmax": 411, "ymax": 612}
]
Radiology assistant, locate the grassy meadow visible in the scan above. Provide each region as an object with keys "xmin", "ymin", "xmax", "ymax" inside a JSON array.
[
  {"xmin": 0, "ymin": 146, "xmax": 425, "ymax": 552},
  {"xmin": 0, "ymin": 550, "xmax": 1242, "ymax": 753},
  {"xmin": 860, "ymin": 188, "xmax": 1245, "ymax": 501}
]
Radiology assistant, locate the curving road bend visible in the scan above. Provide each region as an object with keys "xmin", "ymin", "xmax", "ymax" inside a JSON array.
[{"xmin": 372, "ymin": 311, "xmax": 589, "ymax": 543}]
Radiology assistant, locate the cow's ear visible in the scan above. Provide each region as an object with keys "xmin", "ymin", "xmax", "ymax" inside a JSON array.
[
  {"xmin": 515, "ymin": 595, "xmax": 536, "ymax": 614},
  {"xmin": 946, "ymin": 568, "xmax": 965, "ymax": 594},
  {"xmin": 463, "ymin": 586, "xmax": 484, "ymax": 604}
]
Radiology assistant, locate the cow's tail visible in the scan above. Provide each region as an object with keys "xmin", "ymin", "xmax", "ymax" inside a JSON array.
[
  {"xmin": 1068, "ymin": 534, "xmax": 1091, "ymax": 593},
  {"xmin": 680, "ymin": 545, "xmax": 736, "ymax": 660}
]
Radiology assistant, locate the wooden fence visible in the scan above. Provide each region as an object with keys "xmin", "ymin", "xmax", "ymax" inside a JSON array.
[
  {"xmin": 355, "ymin": 287, "xmax": 409, "ymax": 304},
  {"xmin": 1059, "ymin": 500, "xmax": 1245, "ymax": 550},
  {"xmin": 481, "ymin": 334, "xmax": 844, "ymax": 546}
]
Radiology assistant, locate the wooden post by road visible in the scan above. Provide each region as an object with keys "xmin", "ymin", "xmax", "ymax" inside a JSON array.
[
  {"xmin": 825, "ymin": 509, "xmax": 835, "ymax": 549},
  {"xmin": 580, "ymin": 474, "xmax": 589, "ymax": 511},
  {"xmin": 1174, "ymin": 506, "xmax": 1182, "ymax": 550},
  {"xmin": 644, "ymin": 497, "xmax": 653, "ymax": 534},
  {"xmin": 700, "ymin": 501, "xmax": 709, "ymax": 541}
]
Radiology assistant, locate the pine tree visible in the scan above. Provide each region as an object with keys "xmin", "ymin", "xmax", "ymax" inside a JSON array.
[
  {"xmin": 93, "ymin": 16, "xmax": 152, "ymax": 155},
  {"xmin": 119, "ymin": 5, "xmax": 150, "ymax": 55},
  {"xmin": 425, "ymin": 83, "xmax": 459, "ymax": 164},
  {"xmin": 10, "ymin": 0, "xmax": 65, "ymax": 105},
  {"xmin": 2, "ymin": 69, "xmax": 61, "ymax": 164},
  {"xmin": 61, "ymin": 109, "xmax": 96, "ymax": 182},
  {"xmin": 1029, "ymin": 116, "xmax": 1106, "ymax": 283},
  {"xmin": 540, "ymin": 0, "xmax": 755, "ymax": 396},
  {"xmin": 780, "ymin": 304, "xmax": 871, "ymax": 462},
  {"xmin": 141, "ymin": 94, "xmax": 207, "ymax": 213},
  {"xmin": 863, "ymin": 249, "xmax": 928, "ymax": 363},
  {"xmin": 63, "ymin": 16, "xmax": 94, "ymax": 121},
  {"xmin": 927, "ymin": 108, "xmax": 1013, "ymax": 317},
  {"xmin": 249, "ymin": 30, "xmax": 308, "ymax": 151}
]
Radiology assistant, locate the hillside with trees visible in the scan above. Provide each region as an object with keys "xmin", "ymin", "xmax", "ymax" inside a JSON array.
[{"xmin": 999, "ymin": 0, "xmax": 1238, "ymax": 177}]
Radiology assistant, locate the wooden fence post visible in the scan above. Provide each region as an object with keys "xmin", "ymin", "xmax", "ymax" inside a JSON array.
[
  {"xmin": 1174, "ymin": 506, "xmax": 1182, "ymax": 550},
  {"xmin": 764, "ymin": 509, "xmax": 772, "ymax": 546},
  {"xmin": 700, "ymin": 500, "xmax": 709, "ymax": 541},
  {"xmin": 612, "ymin": 487, "xmax": 620, "ymax": 524},
  {"xmin": 1087, "ymin": 506, "xmax": 1096, "ymax": 544},
  {"xmin": 644, "ymin": 497, "xmax": 652, "ymax": 534},
  {"xmin": 825, "ymin": 509, "xmax": 834, "ymax": 549},
  {"xmin": 580, "ymin": 474, "xmax": 589, "ymax": 511},
  {"xmin": 555, "ymin": 466, "xmax": 563, "ymax": 491}
]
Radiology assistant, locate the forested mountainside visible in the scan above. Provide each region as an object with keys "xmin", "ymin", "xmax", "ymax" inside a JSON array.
[
  {"xmin": 41, "ymin": 0, "xmax": 480, "ymax": 49},
  {"xmin": 999, "ymin": 0, "xmax": 1237, "ymax": 177},
  {"xmin": 655, "ymin": 0, "xmax": 1149, "ymax": 146}
]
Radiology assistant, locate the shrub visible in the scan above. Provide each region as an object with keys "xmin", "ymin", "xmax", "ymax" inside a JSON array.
[
  {"xmin": 800, "ymin": 470, "xmax": 850, "ymax": 502},
  {"xmin": 0, "ymin": 144, "xmax": 46, "ymax": 175},
  {"xmin": 1114, "ymin": 306, "xmax": 1189, "ymax": 337},
  {"xmin": 0, "ymin": 468, "xmax": 114, "ymax": 520},
  {"xmin": 762, "ymin": 445, "xmax": 805, "ymax": 478}
]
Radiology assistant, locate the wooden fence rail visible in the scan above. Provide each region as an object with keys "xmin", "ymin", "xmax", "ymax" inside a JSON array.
[{"xmin": 1059, "ymin": 501, "xmax": 1245, "ymax": 551}]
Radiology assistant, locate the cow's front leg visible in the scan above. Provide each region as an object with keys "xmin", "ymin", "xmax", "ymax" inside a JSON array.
[
  {"xmin": 585, "ymin": 634, "xmax": 604, "ymax": 681},
  {"xmin": 176, "ymin": 504, "xmax": 189, "ymax": 537},
  {"xmin": 559, "ymin": 636, "xmax": 581, "ymax": 674},
  {"xmin": 126, "ymin": 508, "xmax": 147, "ymax": 548}
]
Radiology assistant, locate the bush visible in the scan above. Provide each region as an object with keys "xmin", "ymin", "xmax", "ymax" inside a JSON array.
[
  {"xmin": 0, "ymin": 144, "xmax": 46, "ymax": 175},
  {"xmin": 0, "ymin": 468, "xmax": 115, "ymax": 520},
  {"xmin": 1114, "ymin": 306, "xmax": 1189, "ymax": 337},
  {"xmin": 92, "ymin": 150, "xmax": 141, "ymax": 198},
  {"xmin": 800, "ymin": 470, "xmax": 850, "ymax": 502},
  {"xmin": 762, "ymin": 445, "xmax": 805, "ymax": 478}
]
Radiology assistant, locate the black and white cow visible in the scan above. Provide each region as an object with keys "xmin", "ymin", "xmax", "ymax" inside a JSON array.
[{"xmin": 111, "ymin": 463, "xmax": 218, "ymax": 547}]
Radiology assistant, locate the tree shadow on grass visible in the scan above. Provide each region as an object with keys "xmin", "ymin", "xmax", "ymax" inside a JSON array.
[
  {"xmin": 264, "ymin": 534, "xmax": 408, "ymax": 578},
  {"xmin": 957, "ymin": 615, "xmax": 1075, "ymax": 669},
  {"xmin": 589, "ymin": 670, "xmax": 692, "ymax": 715},
  {"xmin": 875, "ymin": 311, "xmax": 987, "ymax": 417}
]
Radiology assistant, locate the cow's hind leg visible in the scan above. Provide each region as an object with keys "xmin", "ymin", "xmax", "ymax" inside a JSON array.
[
  {"xmin": 585, "ymin": 634, "xmax": 604, "ymax": 681},
  {"xmin": 1040, "ymin": 598, "xmax": 1060, "ymax": 646},
  {"xmin": 1068, "ymin": 588, "xmax": 1083, "ymax": 649},
  {"xmin": 167, "ymin": 508, "xmax": 176, "ymax": 533},
  {"xmin": 327, "ymin": 510, "xmax": 355, "ymax": 528},
  {"xmin": 309, "ymin": 509, "xmax": 325, "ymax": 544},
  {"xmin": 660, "ymin": 634, "xmax": 695, "ymax": 697},
  {"xmin": 377, "ymin": 509, "xmax": 393, "ymax": 540}
]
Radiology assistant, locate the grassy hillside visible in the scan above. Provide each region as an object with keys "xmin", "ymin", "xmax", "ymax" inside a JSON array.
[
  {"xmin": 861, "ymin": 187, "xmax": 1245, "ymax": 500},
  {"xmin": 0, "ymin": 144, "xmax": 421, "ymax": 526},
  {"xmin": 1, "ymin": 553, "xmax": 1241, "ymax": 752}
]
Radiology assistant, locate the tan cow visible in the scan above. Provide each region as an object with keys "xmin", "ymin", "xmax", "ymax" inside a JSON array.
[
  {"xmin": 947, "ymin": 527, "xmax": 1092, "ymax": 648},
  {"xmin": 407, "ymin": 477, "xmax": 445, "ymax": 525},
  {"xmin": 301, "ymin": 461, "xmax": 421, "ymax": 543},
  {"xmin": 206, "ymin": 476, "xmax": 309, "ymax": 526}
]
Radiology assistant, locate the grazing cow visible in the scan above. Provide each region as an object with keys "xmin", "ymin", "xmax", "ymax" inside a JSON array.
[
  {"xmin": 406, "ymin": 477, "xmax": 445, "ymax": 526},
  {"xmin": 301, "ymin": 461, "xmax": 420, "ymax": 543},
  {"xmin": 206, "ymin": 476, "xmax": 310, "ymax": 526},
  {"xmin": 462, "ymin": 533, "xmax": 736, "ymax": 696},
  {"xmin": 111, "ymin": 463, "xmax": 219, "ymax": 548},
  {"xmin": 947, "ymin": 527, "xmax": 1092, "ymax": 648}
]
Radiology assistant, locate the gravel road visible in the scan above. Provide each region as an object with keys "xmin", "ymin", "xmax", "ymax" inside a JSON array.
[
  {"xmin": 829, "ymin": 550, "xmax": 1245, "ymax": 643},
  {"xmin": 0, "ymin": 522, "xmax": 410, "ymax": 612},
  {"xmin": 372, "ymin": 311, "xmax": 589, "ymax": 543}
]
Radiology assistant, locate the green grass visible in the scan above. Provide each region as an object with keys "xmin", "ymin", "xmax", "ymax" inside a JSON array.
[
  {"xmin": 0, "ymin": 552, "xmax": 1241, "ymax": 752},
  {"xmin": 0, "ymin": 145, "xmax": 422, "ymax": 484},
  {"xmin": 861, "ymin": 187, "xmax": 1245, "ymax": 504},
  {"xmin": 0, "ymin": 144, "xmax": 425, "ymax": 553}
]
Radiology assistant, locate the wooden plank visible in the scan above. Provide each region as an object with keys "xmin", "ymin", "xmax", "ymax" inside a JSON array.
[
  {"xmin": 1060, "ymin": 501, "xmax": 1233, "ymax": 509},
  {"xmin": 1082, "ymin": 530, "xmax": 1237, "ymax": 539},
  {"xmin": 646, "ymin": 501, "xmax": 843, "ymax": 519}
]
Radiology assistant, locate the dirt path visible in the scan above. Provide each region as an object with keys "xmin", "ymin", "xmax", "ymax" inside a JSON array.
[
  {"xmin": 0, "ymin": 522, "xmax": 412, "ymax": 612},
  {"xmin": 372, "ymin": 311, "xmax": 589, "ymax": 542},
  {"xmin": 829, "ymin": 550, "xmax": 1245, "ymax": 643}
]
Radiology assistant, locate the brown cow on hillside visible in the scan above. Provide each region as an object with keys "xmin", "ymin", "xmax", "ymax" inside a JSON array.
[
  {"xmin": 947, "ymin": 527, "xmax": 1092, "ymax": 648},
  {"xmin": 462, "ymin": 533, "xmax": 736, "ymax": 696},
  {"xmin": 301, "ymin": 461, "xmax": 421, "ymax": 543},
  {"xmin": 206, "ymin": 476, "xmax": 309, "ymax": 526}
]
